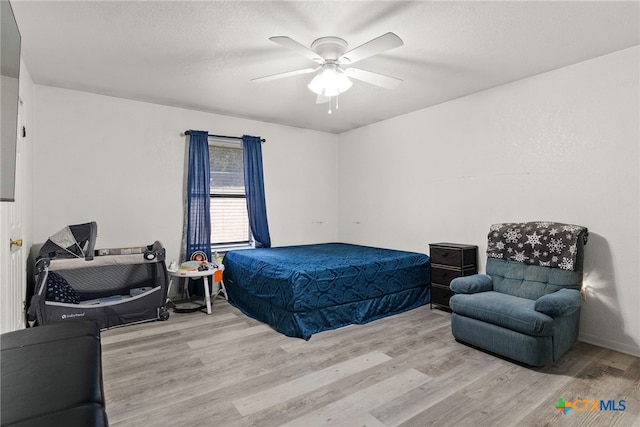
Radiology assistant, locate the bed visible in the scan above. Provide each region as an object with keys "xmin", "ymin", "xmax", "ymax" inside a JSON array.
[{"xmin": 222, "ymin": 243, "xmax": 430, "ymax": 339}]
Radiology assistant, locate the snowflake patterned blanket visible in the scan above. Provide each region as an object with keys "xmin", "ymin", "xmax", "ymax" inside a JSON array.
[{"xmin": 487, "ymin": 221, "xmax": 588, "ymax": 271}]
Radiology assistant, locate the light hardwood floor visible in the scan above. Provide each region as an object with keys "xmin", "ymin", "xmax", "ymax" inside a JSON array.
[{"xmin": 101, "ymin": 299, "xmax": 640, "ymax": 426}]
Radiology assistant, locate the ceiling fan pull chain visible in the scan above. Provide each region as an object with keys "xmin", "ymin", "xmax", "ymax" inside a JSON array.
[{"xmin": 328, "ymin": 95, "xmax": 341, "ymax": 114}]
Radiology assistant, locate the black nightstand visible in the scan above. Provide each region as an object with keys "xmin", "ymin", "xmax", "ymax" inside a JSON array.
[{"xmin": 429, "ymin": 243, "xmax": 478, "ymax": 311}]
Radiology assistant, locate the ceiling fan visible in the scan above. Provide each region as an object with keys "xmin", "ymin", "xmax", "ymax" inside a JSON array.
[{"xmin": 252, "ymin": 32, "xmax": 404, "ymax": 113}]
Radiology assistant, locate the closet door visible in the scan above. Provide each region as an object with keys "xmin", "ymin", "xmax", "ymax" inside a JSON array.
[{"xmin": 0, "ymin": 97, "xmax": 25, "ymax": 333}]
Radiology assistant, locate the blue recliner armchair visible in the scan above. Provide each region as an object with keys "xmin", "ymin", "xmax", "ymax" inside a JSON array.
[{"xmin": 449, "ymin": 221, "xmax": 588, "ymax": 366}]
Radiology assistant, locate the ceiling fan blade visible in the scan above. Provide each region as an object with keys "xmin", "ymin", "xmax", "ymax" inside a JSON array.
[
  {"xmin": 269, "ymin": 36, "xmax": 324, "ymax": 64},
  {"xmin": 338, "ymin": 32, "xmax": 403, "ymax": 64},
  {"xmin": 316, "ymin": 94, "xmax": 331, "ymax": 104},
  {"xmin": 344, "ymin": 68, "xmax": 403, "ymax": 90},
  {"xmin": 252, "ymin": 67, "xmax": 317, "ymax": 83}
]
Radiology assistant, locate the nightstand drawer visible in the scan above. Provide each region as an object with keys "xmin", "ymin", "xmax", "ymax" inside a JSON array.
[
  {"xmin": 431, "ymin": 266, "xmax": 462, "ymax": 286},
  {"xmin": 430, "ymin": 247, "xmax": 463, "ymax": 266},
  {"xmin": 430, "ymin": 284, "xmax": 454, "ymax": 308},
  {"xmin": 430, "ymin": 245, "xmax": 478, "ymax": 267}
]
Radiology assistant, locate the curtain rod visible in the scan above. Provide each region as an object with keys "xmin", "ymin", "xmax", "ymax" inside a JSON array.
[{"xmin": 183, "ymin": 130, "xmax": 265, "ymax": 143}]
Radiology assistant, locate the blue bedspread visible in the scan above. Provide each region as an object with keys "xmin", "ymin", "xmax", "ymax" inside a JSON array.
[{"xmin": 223, "ymin": 243, "xmax": 430, "ymax": 339}]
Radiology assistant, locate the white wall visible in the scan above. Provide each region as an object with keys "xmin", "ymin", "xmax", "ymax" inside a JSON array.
[
  {"xmin": 338, "ymin": 46, "xmax": 640, "ymax": 357},
  {"xmin": 32, "ymin": 87, "xmax": 339, "ymax": 266}
]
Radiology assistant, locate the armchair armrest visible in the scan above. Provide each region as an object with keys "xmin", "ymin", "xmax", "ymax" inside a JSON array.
[
  {"xmin": 534, "ymin": 288, "xmax": 581, "ymax": 316},
  {"xmin": 450, "ymin": 274, "xmax": 493, "ymax": 294}
]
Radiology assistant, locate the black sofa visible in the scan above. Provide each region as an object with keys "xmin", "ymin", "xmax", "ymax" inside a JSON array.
[{"xmin": 1, "ymin": 321, "xmax": 108, "ymax": 427}]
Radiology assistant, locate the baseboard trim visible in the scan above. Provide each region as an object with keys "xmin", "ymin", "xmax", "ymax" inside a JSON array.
[{"xmin": 578, "ymin": 333, "xmax": 640, "ymax": 358}]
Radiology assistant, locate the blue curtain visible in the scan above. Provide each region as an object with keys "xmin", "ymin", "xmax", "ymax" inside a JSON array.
[
  {"xmin": 186, "ymin": 130, "xmax": 212, "ymax": 262},
  {"xmin": 243, "ymin": 135, "xmax": 271, "ymax": 248}
]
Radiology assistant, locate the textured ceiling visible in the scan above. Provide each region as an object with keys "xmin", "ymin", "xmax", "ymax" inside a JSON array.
[{"xmin": 10, "ymin": 1, "xmax": 640, "ymax": 134}]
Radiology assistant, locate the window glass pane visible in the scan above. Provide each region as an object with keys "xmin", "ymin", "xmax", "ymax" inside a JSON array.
[
  {"xmin": 209, "ymin": 142, "xmax": 249, "ymax": 245},
  {"xmin": 210, "ymin": 145, "xmax": 244, "ymax": 195},
  {"xmin": 210, "ymin": 197, "xmax": 249, "ymax": 244}
]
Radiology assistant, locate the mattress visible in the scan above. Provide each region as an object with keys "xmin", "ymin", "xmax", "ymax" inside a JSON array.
[{"xmin": 223, "ymin": 243, "xmax": 430, "ymax": 339}]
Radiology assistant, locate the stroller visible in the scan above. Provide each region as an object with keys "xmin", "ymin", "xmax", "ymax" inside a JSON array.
[{"xmin": 28, "ymin": 222, "xmax": 170, "ymax": 329}]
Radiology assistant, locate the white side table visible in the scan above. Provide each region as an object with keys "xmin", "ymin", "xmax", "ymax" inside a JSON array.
[{"xmin": 167, "ymin": 265, "xmax": 227, "ymax": 315}]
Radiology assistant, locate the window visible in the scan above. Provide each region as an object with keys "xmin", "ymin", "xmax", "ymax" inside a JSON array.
[{"xmin": 209, "ymin": 141, "xmax": 250, "ymax": 248}]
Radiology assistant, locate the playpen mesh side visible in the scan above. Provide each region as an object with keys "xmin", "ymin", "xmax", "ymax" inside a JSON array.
[{"xmin": 52, "ymin": 262, "xmax": 166, "ymax": 299}]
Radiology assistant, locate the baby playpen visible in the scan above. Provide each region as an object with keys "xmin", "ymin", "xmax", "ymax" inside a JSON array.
[{"xmin": 28, "ymin": 222, "xmax": 170, "ymax": 329}]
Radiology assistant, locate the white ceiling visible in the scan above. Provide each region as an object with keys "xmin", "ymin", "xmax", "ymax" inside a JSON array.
[{"xmin": 10, "ymin": 1, "xmax": 640, "ymax": 134}]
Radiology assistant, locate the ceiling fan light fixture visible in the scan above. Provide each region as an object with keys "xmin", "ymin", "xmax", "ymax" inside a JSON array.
[
  {"xmin": 256, "ymin": 33, "xmax": 404, "ymax": 114},
  {"xmin": 307, "ymin": 65, "xmax": 352, "ymax": 97}
]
